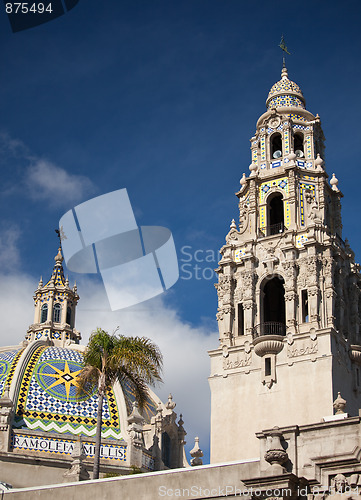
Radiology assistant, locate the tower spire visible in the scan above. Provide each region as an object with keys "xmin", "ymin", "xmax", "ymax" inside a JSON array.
[{"xmin": 26, "ymin": 240, "xmax": 81, "ymax": 346}]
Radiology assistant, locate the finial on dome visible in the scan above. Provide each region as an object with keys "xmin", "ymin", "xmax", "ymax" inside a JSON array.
[
  {"xmin": 54, "ymin": 247, "xmax": 63, "ymax": 264},
  {"xmin": 281, "ymin": 65, "xmax": 288, "ymax": 79},
  {"xmin": 37, "ymin": 276, "xmax": 43, "ymax": 289},
  {"xmin": 230, "ymin": 219, "xmax": 237, "ymax": 230}
]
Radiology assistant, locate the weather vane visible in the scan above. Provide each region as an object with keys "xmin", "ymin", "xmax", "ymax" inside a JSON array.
[
  {"xmin": 279, "ymin": 35, "xmax": 290, "ymax": 67},
  {"xmin": 55, "ymin": 226, "xmax": 67, "ymax": 247}
]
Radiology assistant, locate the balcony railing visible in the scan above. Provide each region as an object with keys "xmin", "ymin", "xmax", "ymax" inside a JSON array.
[
  {"xmin": 253, "ymin": 322, "xmax": 286, "ymax": 338},
  {"xmin": 259, "ymin": 223, "xmax": 286, "ymax": 237}
]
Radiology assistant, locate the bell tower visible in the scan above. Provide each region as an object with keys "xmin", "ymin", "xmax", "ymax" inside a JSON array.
[
  {"xmin": 26, "ymin": 247, "xmax": 81, "ymax": 346},
  {"xmin": 209, "ymin": 66, "xmax": 361, "ymax": 463}
]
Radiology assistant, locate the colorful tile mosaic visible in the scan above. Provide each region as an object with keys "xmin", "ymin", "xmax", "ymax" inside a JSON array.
[
  {"xmin": 268, "ymin": 78, "xmax": 303, "ymax": 98},
  {"xmin": 14, "ymin": 346, "xmax": 122, "ymax": 439},
  {"xmin": 306, "ymin": 135, "xmax": 312, "ymax": 159},
  {"xmin": 268, "ymin": 95, "xmax": 305, "ymax": 109},
  {"xmin": 293, "ymin": 124, "xmax": 310, "ymax": 131},
  {"xmin": 296, "ymin": 233, "xmax": 309, "ymax": 248},
  {"xmin": 0, "ymin": 348, "xmax": 24, "ymax": 396},
  {"xmin": 299, "ymin": 182, "xmax": 316, "ymax": 226},
  {"xmin": 261, "ymin": 136, "xmax": 266, "ymax": 161},
  {"xmin": 259, "ymin": 178, "xmax": 289, "ymax": 203},
  {"xmin": 45, "ymin": 265, "xmax": 66, "ymax": 288},
  {"xmin": 259, "ymin": 177, "xmax": 291, "ymax": 232},
  {"xmin": 234, "ymin": 248, "xmax": 246, "ymax": 262},
  {"xmin": 271, "ymin": 160, "xmax": 282, "ymax": 169},
  {"xmin": 302, "ymin": 175, "xmax": 316, "ymax": 181},
  {"xmin": 288, "ymin": 114, "xmax": 307, "ymax": 122},
  {"xmin": 252, "ymin": 148, "xmax": 258, "ymax": 164},
  {"xmin": 284, "ymin": 129, "xmax": 290, "ymax": 155}
]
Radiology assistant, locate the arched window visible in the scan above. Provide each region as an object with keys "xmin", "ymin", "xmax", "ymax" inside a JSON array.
[
  {"xmin": 268, "ymin": 193, "xmax": 284, "ymax": 235},
  {"xmin": 40, "ymin": 304, "xmax": 48, "ymax": 323},
  {"xmin": 294, "ymin": 132, "xmax": 304, "ymax": 157},
  {"xmin": 271, "ymin": 133, "xmax": 283, "ymax": 159},
  {"xmin": 262, "ymin": 276, "xmax": 286, "ymax": 335},
  {"xmin": 66, "ymin": 307, "xmax": 71, "ymax": 326},
  {"xmin": 53, "ymin": 303, "xmax": 61, "ymax": 323}
]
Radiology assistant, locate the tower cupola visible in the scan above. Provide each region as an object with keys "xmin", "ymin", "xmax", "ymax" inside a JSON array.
[
  {"xmin": 266, "ymin": 66, "xmax": 306, "ymax": 110},
  {"xmin": 26, "ymin": 247, "xmax": 80, "ymax": 346}
]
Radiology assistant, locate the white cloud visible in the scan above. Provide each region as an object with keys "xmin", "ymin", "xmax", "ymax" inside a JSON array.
[
  {"xmin": 0, "ymin": 272, "xmax": 36, "ymax": 346},
  {"xmin": 26, "ymin": 159, "xmax": 94, "ymax": 208},
  {"xmin": 0, "ymin": 225, "xmax": 22, "ymax": 272}
]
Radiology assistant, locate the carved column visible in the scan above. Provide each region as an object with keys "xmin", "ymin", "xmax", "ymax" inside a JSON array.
[
  {"xmin": 0, "ymin": 385, "xmax": 14, "ymax": 453},
  {"xmin": 282, "ymin": 260, "xmax": 297, "ymax": 332},
  {"xmin": 215, "ymin": 273, "xmax": 235, "ymax": 345},
  {"xmin": 306, "ymin": 256, "xmax": 320, "ymax": 327},
  {"xmin": 335, "ymin": 266, "xmax": 346, "ymax": 335},
  {"xmin": 63, "ymin": 437, "xmax": 89, "ymax": 482},
  {"xmin": 240, "ymin": 269, "xmax": 256, "ymax": 335},
  {"xmin": 323, "ymin": 256, "xmax": 336, "ymax": 329},
  {"xmin": 127, "ymin": 401, "xmax": 145, "ymax": 469}
]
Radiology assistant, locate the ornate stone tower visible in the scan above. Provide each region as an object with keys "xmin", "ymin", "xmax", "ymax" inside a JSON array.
[
  {"xmin": 26, "ymin": 247, "xmax": 81, "ymax": 346},
  {"xmin": 209, "ymin": 66, "xmax": 361, "ymax": 463}
]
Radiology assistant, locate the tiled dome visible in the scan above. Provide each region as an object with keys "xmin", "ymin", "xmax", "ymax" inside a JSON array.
[
  {"xmin": 11, "ymin": 344, "xmax": 158, "ymax": 440},
  {"xmin": 266, "ymin": 67, "xmax": 306, "ymax": 110}
]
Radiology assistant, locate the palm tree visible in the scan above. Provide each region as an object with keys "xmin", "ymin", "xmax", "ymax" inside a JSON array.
[{"xmin": 76, "ymin": 328, "xmax": 163, "ymax": 479}]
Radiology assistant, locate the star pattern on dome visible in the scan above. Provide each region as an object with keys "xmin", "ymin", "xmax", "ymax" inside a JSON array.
[{"xmin": 44, "ymin": 360, "xmax": 82, "ymax": 400}]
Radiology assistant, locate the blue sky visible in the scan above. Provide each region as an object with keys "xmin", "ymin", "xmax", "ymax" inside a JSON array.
[{"xmin": 0, "ymin": 0, "xmax": 361, "ymax": 465}]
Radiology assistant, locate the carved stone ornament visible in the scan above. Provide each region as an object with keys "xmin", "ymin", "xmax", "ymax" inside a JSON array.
[
  {"xmin": 264, "ymin": 427, "xmax": 288, "ymax": 467},
  {"xmin": 333, "ymin": 392, "xmax": 346, "ymax": 415},
  {"xmin": 226, "ymin": 229, "xmax": 240, "ymax": 244},
  {"xmin": 190, "ymin": 437, "xmax": 203, "ymax": 466},
  {"xmin": 268, "ymin": 116, "xmax": 281, "ymax": 129},
  {"xmin": 350, "ymin": 345, "xmax": 361, "ymax": 365},
  {"xmin": 253, "ymin": 336, "xmax": 284, "ymax": 357}
]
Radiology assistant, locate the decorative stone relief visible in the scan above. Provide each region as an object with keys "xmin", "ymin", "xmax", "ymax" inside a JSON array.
[
  {"xmin": 223, "ymin": 352, "xmax": 252, "ymax": 370},
  {"xmin": 287, "ymin": 340, "xmax": 318, "ymax": 358},
  {"xmin": 238, "ymin": 199, "xmax": 250, "ymax": 234}
]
